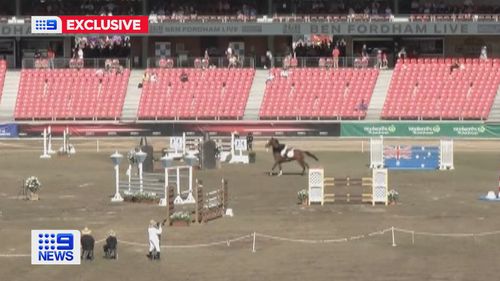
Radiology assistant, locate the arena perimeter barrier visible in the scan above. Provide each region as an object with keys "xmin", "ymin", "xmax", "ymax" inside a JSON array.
[{"xmin": 3, "ymin": 226, "xmax": 500, "ymax": 257}]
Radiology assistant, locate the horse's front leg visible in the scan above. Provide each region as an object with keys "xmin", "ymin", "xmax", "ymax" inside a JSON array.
[
  {"xmin": 278, "ymin": 163, "xmax": 283, "ymax": 176},
  {"xmin": 270, "ymin": 162, "xmax": 278, "ymax": 176}
]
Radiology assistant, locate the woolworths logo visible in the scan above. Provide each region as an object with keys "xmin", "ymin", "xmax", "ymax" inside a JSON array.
[
  {"xmin": 432, "ymin": 125, "xmax": 441, "ymax": 133},
  {"xmin": 452, "ymin": 125, "xmax": 487, "ymax": 136},
  {"xmin": 363, "ymin": 125, "xmax": 396, "ymax": 135}
]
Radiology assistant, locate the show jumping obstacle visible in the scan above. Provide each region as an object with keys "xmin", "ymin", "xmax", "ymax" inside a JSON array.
[
  {"xmin": 166, "ymin": 179, "xmax": 229, "ymax": 224},
  {"xmin": 370, "ymin": 137, "xmax": 454, "ymax": 170},
  {"xmin": 308, "ymin": 168, "xmax": 388, "ymax": 205},
  {"xmin": 40, "ymin": 126, "xmax": 74, "ymax": 158}
]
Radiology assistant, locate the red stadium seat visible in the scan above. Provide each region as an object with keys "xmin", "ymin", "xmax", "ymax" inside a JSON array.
[
  {"xmin": 259, "ymin": 68, "xmax": 378, "ymax": 119},
  {"xmin": 15, "ymin": 68, "xmax": 130, "ymax": 120},
  {"xmin": 137, "ymin": 68, "xmax": 255, "ymax": 120},
  {"xmin": 382, "ymin": 59, "xmax": 500, "ymax": 120}
]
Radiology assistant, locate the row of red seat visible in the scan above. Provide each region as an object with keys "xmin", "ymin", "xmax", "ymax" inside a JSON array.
[
  {"xmin": 138, "ymin": 68, "xmax": 254, "ymax": 119},
  {"xmin": 260, "ymin": 68, "xmax": 378, "ymax": 119},
  {"xmin": 382, "ymin": 59, "xmax": 500, "ymax": 120},
  {"xmin": 15, "ymin": 69, "xmax": 130, "ymax": 120}
]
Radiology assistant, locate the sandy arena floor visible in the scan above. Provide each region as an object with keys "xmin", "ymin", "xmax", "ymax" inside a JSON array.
[{"xmin": 0, "ymin": 138, "xmax": 500, "ymax": 281}]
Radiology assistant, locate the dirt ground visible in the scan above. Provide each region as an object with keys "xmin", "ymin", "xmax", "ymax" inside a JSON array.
[{"xmin": 1, "ymin": 138, "xmax": 500, "ymax": 281}]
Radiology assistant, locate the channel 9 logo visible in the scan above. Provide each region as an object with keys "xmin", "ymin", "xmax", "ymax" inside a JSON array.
[
  {"xmin": 31, "ymin": 230, "xmax": 81, "ymax": 265},
  {"xmin": 31, "ymin": 16, "xmax": 62, "ymax": 34}
]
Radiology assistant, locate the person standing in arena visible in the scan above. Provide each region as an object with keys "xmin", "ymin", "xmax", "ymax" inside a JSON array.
[{"xmin": 147, "ymin": 219, "xmax": 163, "ymax": 260}]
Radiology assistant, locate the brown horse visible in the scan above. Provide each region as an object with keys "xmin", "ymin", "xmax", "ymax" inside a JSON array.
[{"xmin": 265, "ymin": 138, "xmax": 319, "ymax": 176}]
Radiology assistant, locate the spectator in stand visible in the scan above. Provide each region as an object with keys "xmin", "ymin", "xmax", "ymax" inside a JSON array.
[
  {"xmin": 265, "ymin": 50, "xmax": 273, "ymax": 69},
  {"xmin": 376, "ymin": 50, "xmax": 383, "ymax": 69},
  {"xmin": 226, "ymin": 45, "xmax": 233, "ymax": 61},
  {"xmin": 180, "ymin": 71, "xmax": 188, "ymax": 82},
  {"xmin": 228, "ymin": 55, "xmax": 238, "ymax": 68},
  {"xmin": 47, "ymin": 48, "xmax": 55, "ymax": 69},
  {"xmin": 397, "ymin": 47, "xmax": 407, "ymax": 60},
  {"xmin": 357, "ymin": 98, "xmax": 368, "ymax": 112},
  {"xmin": 361, "ymin": 44, "xmax": 368, "ymax": 58},
  {"xmin": 450, "ymin": 59, "xmax": 461, "ymax": 74},
  {"xmin": 480, "ymin": 46, "xmax": 488, "ymax": 60},
  {"xmin": 382, "ymin": 52, "xmax": 388, "ymax": 69},
  {"xmin": 34, "ymin": 49, "xmax": 41, "ymax": 60},
  {"xmin": 78, "ymin": 48, "xmax": 84, "ymax": 60},
  {"xmin": 150, "ymin": 72, "xmax": 158, "ymax": 82},
  {"xmin": 332, "ymin": 46, "xmax": 340, "ymax": 69}
]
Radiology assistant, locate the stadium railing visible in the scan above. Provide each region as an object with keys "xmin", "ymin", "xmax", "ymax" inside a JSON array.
[
  {"xmin": 146, "ymin": 56, "xmax": 255, "ymax": 68},
  {"xmin": 21, "ymin": 58, "xmax": 131, "ymax": 69},
  {"xmin": 273, "ymin": 56, "xmax": 379, "ymax": 69}
]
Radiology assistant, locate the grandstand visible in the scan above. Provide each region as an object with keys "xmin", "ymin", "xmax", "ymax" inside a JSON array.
[
  {"xmin": 382, "ymin": 58, "xmax": 500, "ymax": 120},
  {"xmin": 138, "ymin": 68, "xmax": 254, "ymax": 120},
  {"xmin": 260, "ymin": 68, "xmax": 378, "ymax": 120},
  {"xmin": 14, "ymin": 69, "xmax": 130, "ymax": 121},
  {"xmin": 0, "ymin": 0, "xmax": 499, "ymax": 129}
]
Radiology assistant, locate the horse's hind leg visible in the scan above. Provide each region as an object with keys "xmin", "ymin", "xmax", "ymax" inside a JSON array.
[
  {"xmin": 298, "ymin": 160, "xmax": 307, "ymax": 176},
  {"xmin": 278, "ymin": 163, "xmax": 283, "ymax": 176}
]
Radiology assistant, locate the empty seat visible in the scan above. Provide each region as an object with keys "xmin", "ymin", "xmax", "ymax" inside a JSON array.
[
  {"xmin": 382, "ymin": 59, "xmax": 500, "ymax": 120},
  {"xmin": 137, "ymin": 68, "xmax": 255, "ymax": 120},
  {"xmin": 15, "ymin": 68, "xmax": 130, "ymax": 120},
  {"xmin": 259, "ymin": 68, "xmax": 378, "ymax": 119}
]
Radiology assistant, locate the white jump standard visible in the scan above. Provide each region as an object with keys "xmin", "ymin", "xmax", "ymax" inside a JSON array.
[
  {"xmin": 159, "ymin": 163, "xmax": 194, "ymax": 207},
  {"xmin": 228, "ymin": 133, "xmax": 249, "ymax": 164},
  {"xmin": 40, "ymin": 126, "xmax": 75, "ymax": 158}
]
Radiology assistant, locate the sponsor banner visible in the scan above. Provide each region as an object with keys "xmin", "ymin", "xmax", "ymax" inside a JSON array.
[
  {"xmin": 0, "ymin": 123, "xmax": 18, "ymax": 137},
  {"xmin": 31, "ymin": 16, "xmax": 148, "ymax": 34},
  {"xmin": 0, "ymin": 21, "xmax": 496, "ymax": 36},
  {"xmin": 18, "ymin": 122, "xmax": 341, "ymax": 137},
  {"xmin": 340, "ymin": 122, "xmax": 500, "ymax": 138}
]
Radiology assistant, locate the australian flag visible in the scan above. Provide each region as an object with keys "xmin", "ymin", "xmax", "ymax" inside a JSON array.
[{"xmin": 384, "ymin": 145, "xmax": 439, "ymax": 170}]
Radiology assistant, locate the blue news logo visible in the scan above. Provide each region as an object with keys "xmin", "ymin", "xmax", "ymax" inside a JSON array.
[
  {"xmin": 30, "ymin": 16, "xmax": 62, "ymax": 34},
  {"xmin": 31, "ymin": 230, "xmax": 81, "ymax": 265},
  {"xmin": 34, "ymin": 19, "xmax": 58, "ymax": 31}
]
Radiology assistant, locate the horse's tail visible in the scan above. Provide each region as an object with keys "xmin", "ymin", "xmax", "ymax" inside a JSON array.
[{"xmin": 304, "ymin": 151, "xmax": 319, "ymax": 161}]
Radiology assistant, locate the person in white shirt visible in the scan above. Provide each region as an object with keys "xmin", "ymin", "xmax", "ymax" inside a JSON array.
[
  {"xmin": 147, "ymin": 219, "xmax": 163, "ymax": 260},
  {"xmin": 480, "ymin": 46, "xmax": 488, "ymax": 60},
  {"xmin": 77, "ymin": 48, "xmax": 83, "ymax": 60}
]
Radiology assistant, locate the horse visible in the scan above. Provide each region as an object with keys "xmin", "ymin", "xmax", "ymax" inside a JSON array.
[{"xmin": 265, "ymin": 138, "xmax": 319, "ymax": 176}]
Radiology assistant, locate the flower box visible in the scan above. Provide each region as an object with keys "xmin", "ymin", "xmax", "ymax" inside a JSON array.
[
  {"xmin": 28, "ymin": 191, "xmax": 39, "ymax": 201},
  {"xmin": 297, "ymin": 189, "xmax": 308, "ymax": 206},
  {"xmin": 171, "ymin": 220, "xmax": 190, "ymax": 227}
]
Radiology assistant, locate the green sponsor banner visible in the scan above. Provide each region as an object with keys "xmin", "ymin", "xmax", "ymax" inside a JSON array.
[{"xmin": 341, "ymin": 123, "xmax": 500, "ymax": 138}]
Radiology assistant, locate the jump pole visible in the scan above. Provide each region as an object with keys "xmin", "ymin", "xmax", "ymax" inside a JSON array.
[
  {"xmin": 40, "ymin": 128, "xmax": 51, "ymax": 159},
  {"xmin": 47, "ymin": 126, "xmax": 54, "ymax": 154}
]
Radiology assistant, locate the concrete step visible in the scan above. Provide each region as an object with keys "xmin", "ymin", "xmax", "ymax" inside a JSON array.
[
  {"xmin": 365, "ymin": 70, "xmax": 393, "ymax": 120},
  {"xmin": 243, "ymin": 69, "xmax": 267, "ymax": 120},
  {"xmin": 121, "ymin": 70, "xmax": 144, "ymax": 121},
  {"xmin": 0, "ymin": 70, "xmax": 21, "ymax": 121}
]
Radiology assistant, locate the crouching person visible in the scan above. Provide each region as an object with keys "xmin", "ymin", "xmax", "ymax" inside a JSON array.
[
  {"xmin": 81, "ymin": 227, "xmax": 95, "ymax": 261},
  {"xmin": 103, "ymin": 230, "xmax": 117, "ymax": 259}
]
